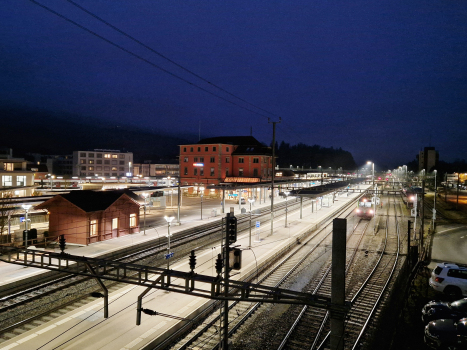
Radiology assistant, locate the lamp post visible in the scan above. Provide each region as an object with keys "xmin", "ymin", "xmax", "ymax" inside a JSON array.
[
  {"xmin": 248, "ymin": 198, "xmax": 255, "ymax": 248},
  {"xmin": 200, "ymin": 193, "xmax": 203, "ymax": 220},
  {"xmin": 164, "ymin": 216, "xmax": 174, "ymax": 270},
  {"xmin": 284, "ymin": 191, "xmax": 290, "ymax": 227},
  {"xmin": 367, "ymin": 161, "xmax": 374, "ymax": 187},
  {"xmin": 319, "ymin": 166, "xmax": 322, "ymax": 185},
  {"xmin": 22, "ymin": 204, "xmax": 32, "ymax": 249}
]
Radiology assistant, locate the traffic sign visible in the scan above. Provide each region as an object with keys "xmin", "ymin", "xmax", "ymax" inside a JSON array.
[
  {"xmin": 256, "ymin": 221, "xmax": 260, "ymax": 228},
  {"xmin": 20, "ymin": 217, "xmax": 25, "ymax": 223},
  {"xmin": 165, "ymin": 252, "xmax": 174, "ymax": 259}
]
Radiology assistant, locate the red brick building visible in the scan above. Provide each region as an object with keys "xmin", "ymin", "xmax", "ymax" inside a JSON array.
[
  {"xmin": 36, "ymin": 190, "xmax": 141, "ymax": 245},
  {"xmin": 179, "ymin": 136, "xmax": 273, "ymax": 193}
]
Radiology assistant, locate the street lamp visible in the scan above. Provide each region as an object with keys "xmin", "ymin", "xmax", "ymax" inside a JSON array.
[
  {"xmin": 367, "ymin": 161, "xmax": 374, "ymax": 187},
  {"xmin": 248, "ymin": 198, "xmax": 255, "ymax": 247},
  {"xmin": 22, "ymin": 204, "xmax": 32, "ymax": 249},
  {"xmin": 284, "ymin": 191, "xmax": 290, "ymax": 227},
  {"xmin": 200, "ymin": 193, "xmax": 203, "ymax": 220},
  {"xmin": 164, "ymin": 216, "xmax": 174, "ymax": 270},
  {"xmin": 318, "ymin": 166, "xmax": 322, "ymax": 185}
]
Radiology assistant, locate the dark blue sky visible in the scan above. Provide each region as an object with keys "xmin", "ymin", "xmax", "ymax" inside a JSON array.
[{"xmin": 1, "ymin": 0, "xmax": 466, "ymax": 169}]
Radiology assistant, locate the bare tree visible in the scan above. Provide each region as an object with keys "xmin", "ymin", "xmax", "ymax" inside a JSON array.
[{"xmin": 0, "ymin": 192, "xmax": 14, "ymax": 244}]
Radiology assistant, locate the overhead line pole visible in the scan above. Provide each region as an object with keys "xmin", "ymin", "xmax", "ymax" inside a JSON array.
[{"xmin": 269, "ymin": 117, "xmax": 281, "ymax": 236}]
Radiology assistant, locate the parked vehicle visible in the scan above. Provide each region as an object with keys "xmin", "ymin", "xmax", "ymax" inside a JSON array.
[
  {"xmin": 429, "ymin": 263, "xmax": 467, "ymax": 298},
  {"xmin": 422, "ymin": 298, "xmax": 467, "ymax": 324},
  {"xmin": 424, "ymin": 317, "xmax": 467, "ymax": 349}
]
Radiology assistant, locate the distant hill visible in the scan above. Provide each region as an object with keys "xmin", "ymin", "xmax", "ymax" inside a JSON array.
[{"xmin": 0, "ymin": 105, "xmax": 195, "ymax": 162}]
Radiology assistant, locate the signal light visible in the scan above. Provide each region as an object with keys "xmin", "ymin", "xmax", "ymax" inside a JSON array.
[
  {"xmin": 226, "ymin": 215, "xmax": 237, "ymax": 243},
  {"xmin": 59, "ymin": 234, "xmax": 66, "ymax": 253},
  {"xmin": 228, "ymin": 247, "xmax": 242, "ymax": 270}
]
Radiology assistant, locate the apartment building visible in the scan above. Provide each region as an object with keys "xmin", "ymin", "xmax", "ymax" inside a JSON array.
[{"xmin": 72, "ymin": 149, "xmax": 133, "ymax": 177}]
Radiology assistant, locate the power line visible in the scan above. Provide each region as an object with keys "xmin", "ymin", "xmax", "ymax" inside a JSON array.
[
  {"xmin": 28, "ymin": 0, "xmax": 276, "ymax": 121},
  {"xmin": 65, "ymin": 0, "xmax": 282, "ymax": 120}
]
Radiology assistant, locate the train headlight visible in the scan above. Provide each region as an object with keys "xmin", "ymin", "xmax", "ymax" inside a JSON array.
[{"xmin": 369, "ymin": 210, "xmax": 374, "ymax": 214}]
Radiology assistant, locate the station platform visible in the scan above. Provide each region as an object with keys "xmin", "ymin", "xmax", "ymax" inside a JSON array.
[{"xmin": 0, "ymin": 186, "xmax": 367, "ymax": 350}]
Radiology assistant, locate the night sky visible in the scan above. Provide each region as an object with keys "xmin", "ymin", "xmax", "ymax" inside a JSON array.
[{"xmin": 1, "ymin": 0, "xmax": 466, "ymax": 169}]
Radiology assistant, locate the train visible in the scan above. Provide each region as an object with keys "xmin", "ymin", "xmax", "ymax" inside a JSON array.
[{"xmin": 355, "ymin": 195, "xmax": 374, "ymax": 219}]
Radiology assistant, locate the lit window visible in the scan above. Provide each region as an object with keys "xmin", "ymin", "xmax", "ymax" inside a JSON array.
[
  {"xmin": 111, "ymin": 167, "xmax": 117, "ymax": 171},
  {"xmin": 89, "ymin": 166, "xmax": 94, "ymax": 171},
  {"xmin": 239, "ymin": 168, "xmax": 244, "ymax": 176},
  {"xmin": 129, "ymin": 214, "xmax": 136, "ymax": 227},
  {"xmin": 112, "ymin": 154, "xmax": 118, "ymax": 159},
  {"xmin": 17, "ymin": 176, "xmax": 26, "ymax": 186},
  {"xmin": 89, "ymin": 160, "xmax": 94, "ymax": 164},
  {"xmin": 80, "ymin": 159, "xmax": 86, "ymax": 164},
  {"xmin": 90, "ymin": 220, "xmax": 98, "ymax": 236},
  {"xmin": 112, "ymin": 218, "xmax": 118, "ymax": 230},
  {"xmin": 3, "ymin": 163, "xmax": 14, "ymax": 171},
  {"xmin": 104, "ymin": 154, "xmax": 111, "ymax": 159},
  {"xmin": 2, "ymin": 176, "xmax": 13, "ymax": 186}
]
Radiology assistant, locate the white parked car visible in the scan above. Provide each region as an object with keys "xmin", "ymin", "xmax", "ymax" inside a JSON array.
[{"xmin": 429, "ymin": 263, "xmax": 467, "ymax": 298}]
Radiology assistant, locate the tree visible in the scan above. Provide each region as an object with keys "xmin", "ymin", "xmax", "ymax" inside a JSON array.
[{"xmin": 0, "ymin": 192, "xmax": 15, "ymax": 243}]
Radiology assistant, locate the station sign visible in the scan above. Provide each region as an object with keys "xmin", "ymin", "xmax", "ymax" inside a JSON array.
[{"xmin": 165, "ymin": 252, "xmax": 174, "ymax": 259}]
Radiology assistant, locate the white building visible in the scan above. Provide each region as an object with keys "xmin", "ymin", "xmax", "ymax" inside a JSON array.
[
  {"xmin": 0, "ymin": 158, "xmax": 37, "ymax": 197},
  {"xmin": 72, "ymin": 149, "xmax": 133, "ymax": 177}
]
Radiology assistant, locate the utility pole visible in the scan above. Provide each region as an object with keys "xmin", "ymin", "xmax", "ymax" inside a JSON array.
[
  {"xmin": 457, "ymin": 171, "xmax": 460, "ymax": 210},
  {"xmin": 269, "ymin": 117, "xmax": 281, "ymax": 236},
  {"xmin": 421, "ymin": 179, "xmax": 425, "ymax": 253}
]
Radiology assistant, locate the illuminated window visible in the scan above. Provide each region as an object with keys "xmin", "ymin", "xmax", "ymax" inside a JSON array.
[
  {"xmin": 17, "ymin": 176, "xmax": 26, "ymax": 186},
  {"xmin": 2, "ymin": 176, "xmax": 13, "ymax": 186},
  {"xmin": 129, "ymin": 214, "xmax": 136, "ymax": 227},
  {"xmin": 90, "ymin": 220, "xmax": 98, "ymax": 236},
  {"xmin": 104, "ymin": 154, "xmax": 111, "ymax": 158},
  {"xmin": 239, "ymin": 158, "xmax": 244, "ymax": 163},
  {"xmin": 112, "ymin": 154, "xmax": 118, "ymax": 159},
  {"xmin": 88, "ymin": 166, "xmax": 94, "ymax": 171},
  {"xmin": 210, "ymin": 168, "xmax": 215, "ymax": 176},
  {"xmin": 111, "ymin": 167, "xmax": 117, "ymax": 171},
  {"xmin": 89, "ymin": 160, "xmax": 94, "ymax": 164},
  {"xmin": 80, "ymin": 159, "xmax": 86, "ymax": 164},
  {"xmin": 112, "ymin": 218, "xmax": 118, "ymax": 230}
]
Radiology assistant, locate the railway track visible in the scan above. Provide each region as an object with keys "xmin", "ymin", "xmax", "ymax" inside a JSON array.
[
  {"xmin": 0, "ymin": 195, "xmax": 339, "ymax": 342},
  {"xmin": 161, "ymin": 196, "xmax": 363, "ymax": 350}
]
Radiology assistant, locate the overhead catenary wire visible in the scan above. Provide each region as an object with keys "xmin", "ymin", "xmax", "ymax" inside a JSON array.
[
  {"xmin": 65, "ymin": 0, "xmax": 282, "ymax": 121},
  {"xmin": 28, "ymin": 0, "xmax": 276, "ymax": 121}
]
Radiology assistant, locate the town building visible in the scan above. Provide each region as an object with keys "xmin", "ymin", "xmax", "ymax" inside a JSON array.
[
  {"xmin": 419, "ymin": 147, "xmax": 438, "ymax": 172},
  {"xmin": 35, "ymin": 190, "xmax": 141, "ymax": 245},
  {"xmin": 179, "ymin": 136, "xmax": 273, "ymax": 195},
  {"xmin": 0, "ymin": 148, "xmax": 37, "ymax": 197},
  {"xmin": 72, "ymin": 149, "xmax": 133, "ymax": 178},
  {"xmin": 133, "ymin": 162, "xmax": 179, "ymax": 178}
]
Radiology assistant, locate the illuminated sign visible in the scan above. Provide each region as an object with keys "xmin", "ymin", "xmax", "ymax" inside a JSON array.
[
  {"xmin": 224, "ymin": 177, "xmax": 260, "ymax": 183},
  {"xmin": 193, "ymin": 163, "xmax": 204, "ymax": 167}
]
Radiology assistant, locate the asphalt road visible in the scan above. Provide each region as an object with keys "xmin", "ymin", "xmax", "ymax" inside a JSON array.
[{"xmin": 430, "ymin": 224, "xmax": 467, "ymax": 266}]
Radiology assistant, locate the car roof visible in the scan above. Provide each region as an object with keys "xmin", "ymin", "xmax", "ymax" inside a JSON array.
[{"xmin": 438, "ymin": 262, "xmax": 467, "ymax": 270}]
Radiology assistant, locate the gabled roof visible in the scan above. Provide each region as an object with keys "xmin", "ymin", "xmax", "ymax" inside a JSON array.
[
  {"xmin": 197, "ymin": 136, "xmax": 263, "ymax": 146},
  {"xmin": 36, "ymin": 190, "xmax": 141, "ymax": 213}
]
